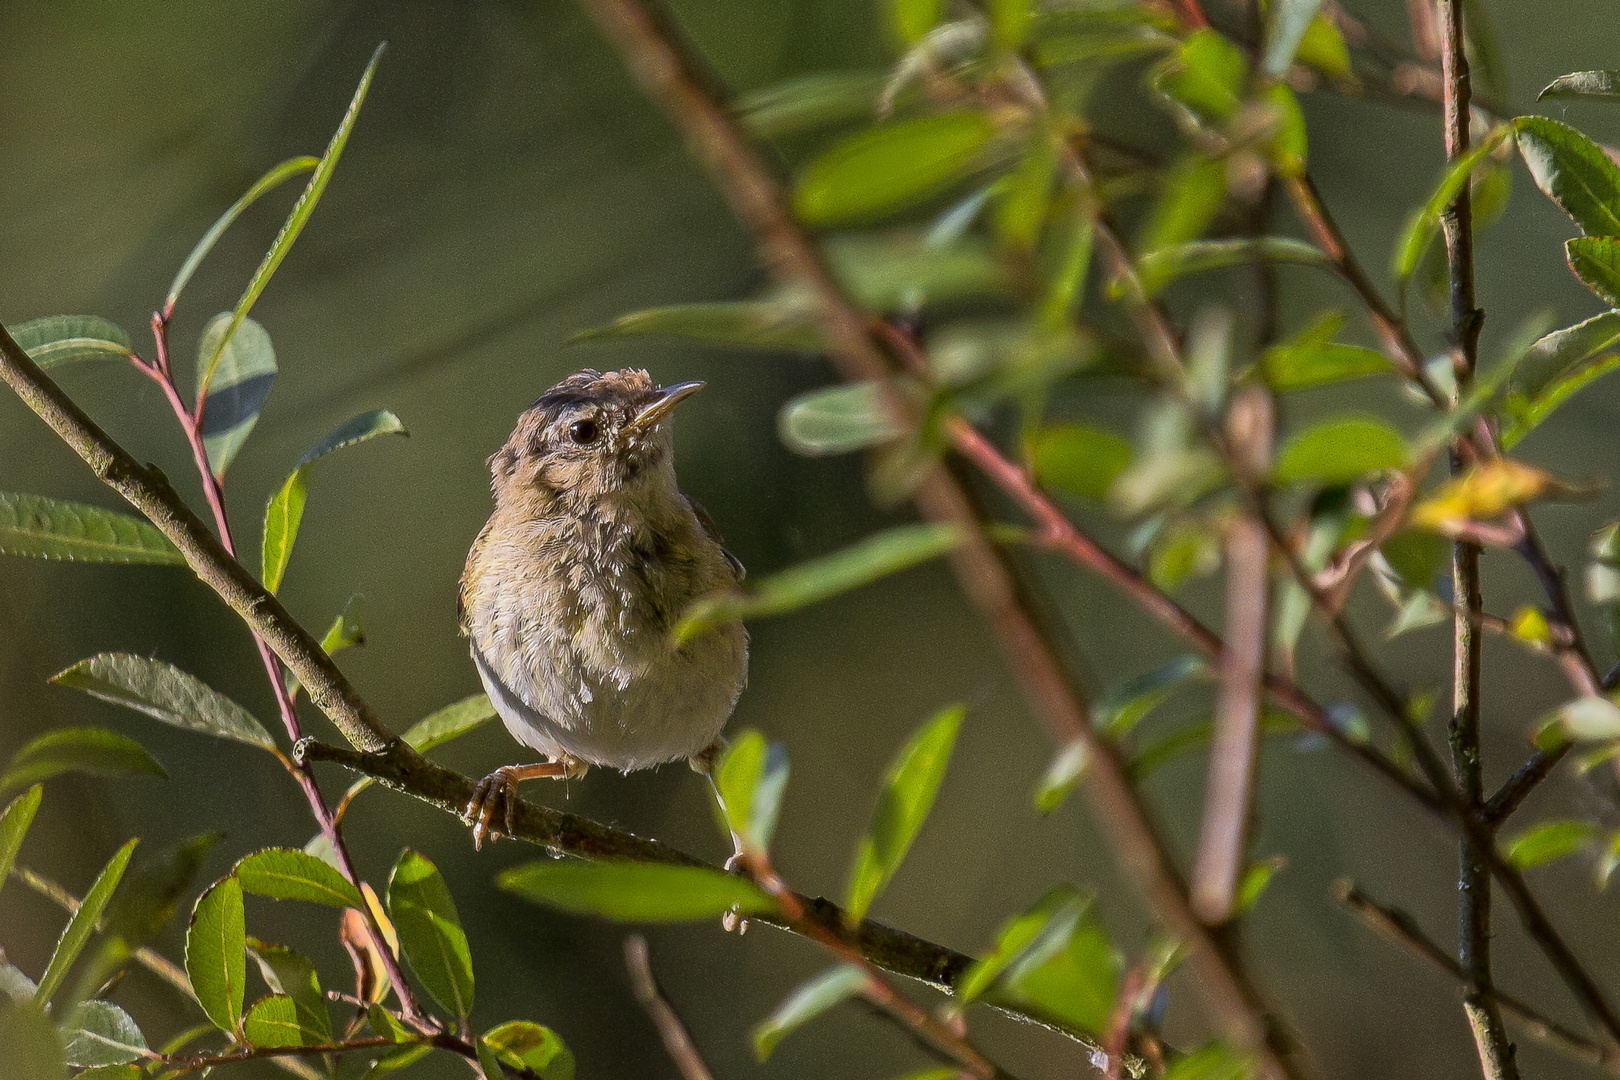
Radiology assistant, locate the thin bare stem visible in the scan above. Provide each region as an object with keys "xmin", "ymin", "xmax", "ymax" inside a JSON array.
[{"xmin": 624, "ymin": 936, "xmax": 718, "ymax": 1080}]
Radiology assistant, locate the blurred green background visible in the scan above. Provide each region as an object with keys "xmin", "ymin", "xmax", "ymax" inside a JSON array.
[{"xmin": 6, "ymin": 1, "xmax": 1620, "ymax": 1077}]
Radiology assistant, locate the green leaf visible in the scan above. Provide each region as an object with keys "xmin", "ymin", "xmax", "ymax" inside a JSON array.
[
  {"xmin": 1232, "ymin": 855, "xmax": 1287, "ymax": 915},
  {"xmin": 889, "ymin": 0, "xmax": 942, "ymax": 44},
  {"xmin": 37, "ymin": 838, "xmax": 138, "ymax": 1004},
  {"xmin": 995, "ymin": 132, "xmax": 1058, "ymax": 250},
  {"xmin": 0, "ymin": 493, "xmax": 183, "ymax": 565},
  {"xmin": 402, "ymin": 693, "xmax": 496, "ymax": 751},
  {"xmin": 320, "ymin": 596, "xmax": 367, "ymax": 655},
  {"xmin": 498, "ymin": 861, "xmax": 775, "ymax": 923},
  {"xmin": 844, "ymin": 705, "xmax": 964, "ymax": 922},
  {"xmin": 1516, "ymin": 114, "xmax": 1620, "ymax": 237},
  {"xmin": 1504, "ymin": 820, "xmax": 1601, "ymax": 870},
  {"xmin": 482, "ymin": 1020, "xmax": 575, "ymax": 1080},
  {"xmin": 1162, "ymin": 1042, "xmax": 1253, "ymax": 1080},
  {"xmin": 261, "ymin": 409, "xmax": 407, "ymax": 592},
  {"xmin": 367, "ymin": 1002, "xmax": 411, "ymax": 1043},
  {"xmin": 1393, "ymin": 127, "xmax": 1510, "ymax": 283},
  {"xmin": 5, "ymin": 315, "xmax": 134, "ymax": 369},
  {"xmin": 1566, "ymin": 237, "xmax": 1620, "ymax": 306},
  {"xmin": 234, "ymin": 848, "xmax": 365, "ymax": 909},
  {"xmin": 1557, "ymin": 696, "xmax": 1620, "ymax": 740},
  {"xmin": 0, "ymin": 964, "xmax": 34, "ymax": 1002},
  {"xmin": 752, "ymin": 964, "xmax": 868, "ymax": 1060},
  {"xmin": 995, "ymin": 899, "xmax": 1119, "ymax": 1036},
  {"xmin": 737, "ymin": 71, "xmax": 887, "ymax": 139},
  {"xmin": 0, "ymin": 786, "xmax": 43, "ymax": 902},
  {"xmin": 366, "ymin": 1044, "xmax": 433, "ymax": 1076},
  {"xmin": 794, "ymin": 112, "xmax": 997, "ymax": 226},
  {"xmin": 106, "ymin": 831, "xmax": 223, "ymax": 948},
  {"xmin": 824, "ymin": 232, "xmax": 1012, "ymax": 312},
  {"xmin": 61, "ymin": 1001, "xmax": 147, "ymax": 1067},
  {"xmin": 243, "ymin": 995, "xmax": 318, "ymax": 1048},
  {"xmin": 52, "ymin": 653, "xmax": 276, "ymax": 752},
  {"xmin": 714, "ymin": 731, "xmax": 790, "ymax": 855},
  {"xmin": 1262, "ymin": 313, "xmax": 1392, "ymax": 391},
  {"xmin": 1029, "ymin": 424, "xmax": 1131, "ymax": 500},
  {"xmin": 197, "ymin": 313, "xmax": 276, "ymax": 477},
  {"xmin": 1262, "ymin": 0, "xmax": 1325, "ymax": 76},
  {"xmin": 1033, "ymin": 740, "xmax": 1090, "ymax": 814},
  {"xmin": 247, "ymin": 941, "xmax": 330, "ymax": 1042},
  {"xmin": 1, "ymin": 727, "xmax": 165, "ymax": 794},
  {"xmin": 1135, "ymin": 237, "xmax": 1328, "ymax": 291},
  {"xmin": 1540, "ymin": 70, "xmax": 1620, "ymax": 102},
  {"xmin": 1098, "ymin": 655, "xmax": 1208, "ymax": 740},
  {"xmin": 199, "ymin": 45, "xmax": 382, "ymax": 394},
  {"xmin": 1136, "ymin": 156, "xmax": 1227, "ymax": 293},
  {"xmin": 1272, "ymin": 416, "xmax": 1408, "ymax": 485},
  {"xmin": 778, "ymin": 381, "xmax": 903, "ymax": 456},
  {"xmin": 1157, "ymin": 29, "xmax": 1246, "ymax": 124},
  {"xmin": 955, "ymin": 884, "xmax": 1085, "ymax": 1006},
  {"xmin": 574, "ymin": 300, "xmax": 824, "ymax": 352},
  {"xmin": 186, "ymin": 877, "xmax": 246, "ymax": 1033},
  {"xmin": 387, "ymin": 849, "xmax": 474, "ymax": 1019},
  {"xmin": 1294, "ymin": 12, "xmax": 1351, "ymax": 79},
  {"xmin": 1501, "ymin": 310, "xmax": 1620, "ymax": 448},
  {"xmin": 0, "ymin": 1000, "xmax": 65, "ymax": 1080},
  {"xmin": 165, "ymin": 156, "xmax": 321, "ymax": 311},
  {"xmin": 677, "ymin": 523, "xmax": 965, "ymax": 642}
]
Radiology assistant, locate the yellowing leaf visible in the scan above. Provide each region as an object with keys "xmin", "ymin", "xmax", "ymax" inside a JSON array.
[{"xmin": 1411, "ymin": 459, "xmax": 1571, "ymax": 534}]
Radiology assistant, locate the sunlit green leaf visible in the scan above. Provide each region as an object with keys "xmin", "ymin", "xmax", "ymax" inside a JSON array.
[
  {"xmin": 824, "ymin": 232, "xmax": 1012, "ymax": 311},
  {"xmin": 1099, "ymin": 655, "xmax": 1208, "ymax": 740},
  {"xmin": 0, "ymin": 493, "xmax": 183, "ymax": 565},
  {"xmin": 261, "ymin": 409, "xmax": 407, "ymax": 592},
  {"xmin": 714, "ymin": 730, "xmax": 790, "ymax": 855},
  {"xmin": 1566, "ymin": 236, "xmax": 1620, "ymax": 305},
  {"xmin": 37, "ymin": 839, "xmax": 138, "ymax": 1005},
  {"xmin": 889, "ymin": 0, "xmax": 942, "ymax": 44},
  {"xmin": 197, "ymin": 313, "xmax": 276, "ymax": 477},
  {"xmin": 402, "ymin": 694, "xmax": 496, "ymax": 751},
  {"xmin": 845, "ymin": 705, "xmax": 964, "ymax": 922},
  {"xmin": 995, "ymin": 898, "xmax": 1119, "ymax": 1036},
  {"xmin": 498, "ymin": 860, "xmax": 775, "ymax": 923},
  {"xmin": 752, "ymin": 964, "xmax": 867, "ymax": 1060},
  {"xmin": 1136, "ymin": 237, "xmax": 1327, "ymax": 292},
  {"xmin": 1272, "ymin": 416, "xmax": 1408, "ymax": 485},
  {"xmin": 1540, "ymin": 70, "xmax": 1620, "ymax": 102},
  {"xmin": 1505, "ymin": 819, "xmax": 1601, "ymax": 869},
  {"xmin": 53, "ymin": 654, "xmax": 276, "ymax": 752},
  {"xmin": 794, "ymin": 112, "xmax": 997, "ymax": 225},
  {"xmin": 5, "ymin": 315, "xmax": 133, "ymax": 369},
  {"xmin": 1029, "ymin": 424, "xmax": 1131, "ymax": 500},
  {"xmin": 1162, "ymin": 1042, "xmax": 1253, "ymax": 1080},
  {"xmin": 1232, "ymin": 855, "xmax": 1287, "ymax": 915},
  {"xmin": 1146, "ymin": 519, "xmax": 1220, "ymax": 590},
  {"xmin": 777, "ymin": 380, "xmax": 903, "ymax": 456},
  {"xmin": 1294, "ymin": 12, "xmax": 1351, "ymax": 79},
  {"xmin": 955, "ymin": 884, "xmax": 1085, "ymax": 1006},
  {"xmin": 483, "ymin": 1020, "xmax": 574, "ymax": 1080},
  {"xmin": 243, "ymin": 994, "xmax": 311, "ymax": 1048},
  {"xmin": 1262, "ymin": 313, "xmax": 1391, "ymax": 391},
  {"xmin": 1, "ymin": 727, "xmax": 164, "ymax": 794},
  {"xmin": 234, "ymin": 848, "xmax": 365, "ymax": 909},
  {"xmin": 1517, "ymin": 114, "xmax": 1620, "ymax": 237},
  {"xmin": 574, "ymin": 300, "xmax": 824, "ymax": 352},
  {"xmin": 0, "ymin": 786, "xmax": 43, "ymax": 903},
  {"xmin": 166, "ymin": 156, "xmax": 320, "ymax": 311},
  {"xmin": 1156, "ymin": 29, "xmax": 1246, "ymax": 124},
  {"xmin": 199, "ymin": 45, "xmax": 382, "ymax": 393},
  {"xmin": 737, "ymin": 71, "xmax": 887, "ymax": 139},
  {"xmin": 186, "ymin": 876, "xmax": 245, "ymax": 1033},
  {"xmin": 1501, "ymin": 310, "xmax": 1620, "ymax": 448},
  {"xmin": 1393, "ymin": 127, "xmax": 1510, "ymax": 284},
  {"xmin": 1136, "ymin": 156, "xmax": 1227, "ymax": 293},
  {"xmin": 995, "ymin": 132, "xmax": 1057, "ymax": 250},
  {"xmin": 61, "ymin": 1001, "xmax": 147, "ymax": 1067},
  {"xmin": 677, "ymin": 524, "xmax": 965, "ymax": 642},
  {"xmin": 1033, "ymin": 740, "xmax": 1090, "ymax": 814},
  {"xmin": 248, "ymin": 940, "xmax": 330, "ymax": 1043},
  {"xmin": 1039, "ymin": 199, "xmax": 1095, "ymax": 330},
  {"xmin": 388, "ymin": 849, "xmax": 474, "ymax": 1019}
]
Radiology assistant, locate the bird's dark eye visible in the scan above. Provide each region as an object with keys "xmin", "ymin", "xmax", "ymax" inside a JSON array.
[{"xmin": 567, "ymin": 418, "xmax": 599, "ymax": 445}]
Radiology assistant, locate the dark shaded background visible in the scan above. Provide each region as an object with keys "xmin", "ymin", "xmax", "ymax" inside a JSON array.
[{"xmin": 6, "ymin": 1, "xmax": 1620, "ymax": 1077}]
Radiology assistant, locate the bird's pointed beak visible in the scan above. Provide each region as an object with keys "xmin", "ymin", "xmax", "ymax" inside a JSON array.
[{"xmin": 629, "ymin": 380, "xmax": 705, "ymax": 431}]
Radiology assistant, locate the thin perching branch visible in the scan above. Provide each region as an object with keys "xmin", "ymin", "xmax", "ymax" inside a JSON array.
[{"xmin": 624, "ymin": 936, "xmax": 718, "ymax": 1080}]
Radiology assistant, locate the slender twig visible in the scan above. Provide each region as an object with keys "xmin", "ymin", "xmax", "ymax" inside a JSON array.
[
  {"xmin": 1336, "ymin": 881, "xmax": 1619, "ymax": 1074},
  {"xmin": 624, "ymin": 937, "xmax": 718, "ymax": 1080}
]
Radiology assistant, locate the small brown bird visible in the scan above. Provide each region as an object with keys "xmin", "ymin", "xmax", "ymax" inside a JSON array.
[{"xmin": 458, "ymin": 368, "xmax": 748, "ymax": 847}]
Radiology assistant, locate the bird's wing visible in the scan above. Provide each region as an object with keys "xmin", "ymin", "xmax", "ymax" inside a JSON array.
[{"xmin": 685, "ymin": 495, "xmax": 745, "ymax": 582}]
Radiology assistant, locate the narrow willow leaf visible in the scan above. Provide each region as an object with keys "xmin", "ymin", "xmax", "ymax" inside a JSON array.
[
  {"xmin": 778, "ymin": 380, "xmax": 903, "ymax": 456},
  {"xmin": 1232, "ymin": 855, "xmax": 1287, "ymax": 915},
  {"xmin": 61, "ymin": 1001, "xmax": 147, "ymax": 1067},
  {"xmin": 794, "ymin": 112, "xmax": 996, "ymax": 225},
  {"xmin": 1501, "ymin": 310, "xmax": 1620, "ymax": 448},
  {"xmin": 6, "ymin": 315, "xmax": 134, "ymax": 369},
  {"xmin": 38, "ymin": 839, "xmax": 138, "ymax": 1004},
  {"xmin": 676, "ymin": 523, "xmax": 964, "ymax": 642},
  {"xmin": 714, "ymin": 730, "xmax": 790, "ymax": 854},
  {"xmin": 1272, "ymin": 416, "xmax": 1408, "ymax": 485},
  {"xmin": 0, "ymin": 493, "xmax": 183, "ymax": 564},
  {"xmin": 823, "ymin": 233, "xmax": 1012, "ymax": 312},
  {"xmin": 243, "ymin": 994, "xmax": 318, "ymax": 1048},
  {"xmin": 1, "ymin": 727, "xmax": 165, "ymax": 794},
  {"xmin": 234, "ymin": 848, "xmax": 365, "ymax": 909},
  {"xmin": 248, "ymin": 941, "xmax": 330, "ymax": 1042},
  {"xmin": 995, "ymin": 132, "xmax": 1058, "ymax": 250},
  {"xmin": 1161, "ymin": 1042, "xmax": 1252, "ymax": 1080},
  {"xmin": 53, "ymin": 654, "xmax": 275, "ymax": 751},
  {"xmin": 0, "ymin": 786, "xmax": 43, "ymax": 900},
  {"xmin": 1504, "ymin": 820, "xmax": 1601, "ymax": 869},
  {"xmin": 574, "ymin": 301, "xmax": 824, "ymax": 352},
  {"xmin": 955, "ymin": 884, "xmax": 1085, "ymax": 1006},
  {"xmin": 199, "ymin": 45, "xmax": 383, "ymax": 393},
  {"xmin": 1029, "ymin": 424, "xmax": 1131, "ymax": 500},
  {"xmin": 1039, "ymin": 199, "xmax": 1094, "ymax": 330},
  {"xmin": 845, "ymin": 705, "xmax": 964, "ymax": 922},
  {"xmin": 1294, "ymin": 12, "xmax": 1351, "ymax": 79},
  {"xmin": 752, "ymin": 964, "xmax": 868, "ymax": 1060},
  {"xmin": 996, "ymin": 898, "xmax": 1120, "ymax": 1036},
  {"xmin": 1136, "ymin": 156, "xmax": 1226, "ymax": 294},
  {"xmin": 186, "ymin": 877, "xmax": 245, "ymax": 1033},
  {"xmin": 198, "ymin": 313, "xmax": 276, "ymax": 477},
  {"xmin": 1135, "ymin": 237, "xmax": 1327, "ymax": 290},
  {"xmin": 1262, "ymin": 0, "xmax": 1325, "ymax": 76},
  {"xmin": 1540, "ymin": 70, "xmax": 1620, "ymax": 102},
  {"xmin": 387, "ymin": 849, "xmax": 474, "ymax": 1019},
  {"xmin": 1393, "ymin": 127, "xmax": 1510, "ymax": 283},
  {"xmin": 1098, "ymin": 655, "xmax": 1209, "ymax": 740},
  {"xmin": 482, "ymin": 1020, "xmax": 575, "ymax": 1080},
  {"xmin": 1156, "ymin": 29, "xmax": 1246, "ymax": 124},
  {"xmin": 261, "ymin": 409, "xmax": 407, "ymax": 592},
  {"xmin": 1033, "ymin": 740, "xmax": 1090, "ymax": 814},
  {"xmin": 1262, "ymin": 313, "xmax": 1392, "ymax": 391},
  {"xmin": 367, "ymin": 1001, "xmax": 411, "ymax": 1043},
  {"xmin": 165, "ymin": 156, "xmax": 320, "ymax": 311},
  {"xmin": 1517, "ymin": 115, "xmax": 1620, "ymax": 237},
  {"xmin": 497, "ymin": 861, "xmax": 775, "ymax": 923},
  {"xmin": 341, "ymin": 694, "xmax": 496, "ymax": 810},
  {"xmin": 737, "ymin": 71, "xmax": 887, "ymax": 139},
  {"xmin": 0, "ymin": 1000, "xmax": 65, "ymax": 1079},
  {"xmin": 1566, "ymin": 237, "xmax": 1620, "ymax": 306}
]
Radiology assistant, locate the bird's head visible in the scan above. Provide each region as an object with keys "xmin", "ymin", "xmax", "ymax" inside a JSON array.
[{"xmin": 488, "ymin": 368, "xmax": 704, "ymax": 506}]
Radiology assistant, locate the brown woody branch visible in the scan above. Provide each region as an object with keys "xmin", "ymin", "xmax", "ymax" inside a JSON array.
[{"xmin": 624, "ymin": 936, "xmax": 718, "ymax": 1080}]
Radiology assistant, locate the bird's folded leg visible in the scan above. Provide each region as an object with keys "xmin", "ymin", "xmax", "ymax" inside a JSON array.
[{"xmin": 465, "ymin": 758, "xmax": 586, "ymax": 849}]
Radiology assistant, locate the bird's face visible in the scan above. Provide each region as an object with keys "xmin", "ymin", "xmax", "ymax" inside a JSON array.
[{"xmin": 488, "ymin": 368, "xmax": 704, "ymax": 506}]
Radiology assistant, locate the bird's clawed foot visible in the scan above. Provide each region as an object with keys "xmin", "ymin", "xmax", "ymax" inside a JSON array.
[{"xmin": 465, "ymin": 759, "xmax": 584, "ymax": 849}]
